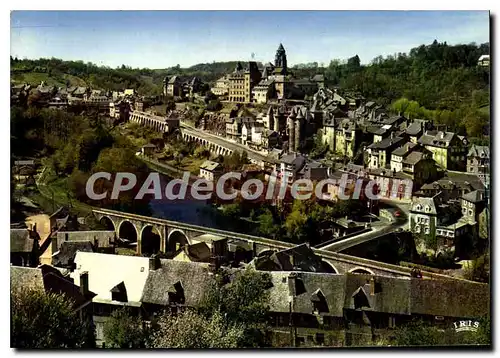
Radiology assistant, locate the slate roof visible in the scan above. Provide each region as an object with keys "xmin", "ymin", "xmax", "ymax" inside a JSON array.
[
  {"xmin": 141, "ymin": 259, "xmax": 212, "ymax": 307},
  {"xmin": 392, "ymin": 142, "xmax": 418, "ymax": 157},
  {"xmin": 410, "ymin": 278, "xmax": 489, "ymax": 318},
  {"xmin": 11, "ymin": 229, "xmax": 35, "ymax": 253},
  {"xmin": 280, "ymin": 153, "xmax": 306, "ymax": 168},
  {"xmin": 405, "ymin": 121, "xmax": 424, "ymax": 136},
  {"xmin": 418, "ymin": 131, "xmax": 457, "ymax": 148},
  {"xmin": 410, "ymin": 197, "xmax": 437, "ymax": 215},
  {"xmin": 468, "ymin": 145, "xmax": 490, "ymax": 159},
  {"xmin": 344, "ymin": 274, "xmax": 411, "ymax": 315},
  {"xmin": 368, "ymin": 136, "xmax": 405, "ymax": 150},
  {"xmin": 402, "ymin": 151, "xmax": 425, "ymax": 165},
  {"xmin": 183, "ymin": 242, "xmax": 211, "ymax": 262},
  {"xmin": 268, "ymin": 272, "xmax": 347, "ymax": 316},
  {"xmin": 462, "ymin": 190, "xmax": 485, "ymax": 203},
  {"xmin": 11, "ymin": 266, "xmax": 95, "ymax": 309},
  {"xmin": 52, "ymin": 241, "xmax": 94, "ymax": 267},
  {"xmin": 443, "ymin": 171, "xmax": 486, "ymax": 191},
  {"xmin": 10, "ymin": 266, "xmax": 45, "ymax": 292}
]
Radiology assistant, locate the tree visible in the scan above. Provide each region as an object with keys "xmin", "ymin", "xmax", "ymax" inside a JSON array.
[
  {"xmin": 199, "ymin": 267, "xmax": 273, "ymax": 347},
  {"xmin": 257, "ymin": 208, "xmax": 279, "ymax": 238},
  {"xmin": 148, "ymin": 310, "xmax": 244, "ymax": 348},
  {"xmin": 393, "ymin": 318, "xmax": 490, "ymax": 346},
  {"xmin": 11, "ymin": 288, "xmax": 95, "ymax": 348},
  {"xmin": 103, "ymin": 308, "xmax": 147, "ymax": 348}
]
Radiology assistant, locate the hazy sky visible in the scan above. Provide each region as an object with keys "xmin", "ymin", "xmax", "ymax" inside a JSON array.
[{"xmin": 11, "ymin": 11, "xmax": 490, "ymax": 69}]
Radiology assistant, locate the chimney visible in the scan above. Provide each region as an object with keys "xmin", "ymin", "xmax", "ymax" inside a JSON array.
[
  {"xmin": 288, "ymin": 273, "xmax": 297, "ymax": 297},
  {"xmin": 370, "ymin": 277, "xmax": 375, "ymax": 296},
  {"xmin": 80, "ymin": 272, "xmax": 89, "ymax": 296},
  {"xmin": 149, "ymin": 254, "xmax": 161, "ymax": 271}
]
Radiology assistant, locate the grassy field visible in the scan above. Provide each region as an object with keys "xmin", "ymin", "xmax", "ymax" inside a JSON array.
[
  {"xmin": 28, "ymin": 175, "xmax": 94, "ymax": 217},
  {"xmin": 11, "ymin": 71, "xmax": 88, "ymax": 87}
]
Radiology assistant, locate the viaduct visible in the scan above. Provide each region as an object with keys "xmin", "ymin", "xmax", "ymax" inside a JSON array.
[{"xmin": 92, "ymin": 208, "xmax": 460, "ymax": 281}]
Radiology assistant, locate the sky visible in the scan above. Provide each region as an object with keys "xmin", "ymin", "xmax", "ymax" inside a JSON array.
[{"xmin": 10, "ymin": 11, "xmax": 490, "ymax": 69}]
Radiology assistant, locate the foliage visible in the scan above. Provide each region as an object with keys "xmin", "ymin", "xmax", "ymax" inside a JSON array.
[
  {"xmin": 148, "ymin": 310, "xmax": 244, "ymax": 348},
  {"xmin": 103, "ymin": 308, "xmax": 147, "ymax": 348},
  {"xmin": 222, "ymin": 150, "xmax": 249, "ymax": 171},
  {"xmin": 463, "ymin": 253, "xmax": 490, "ymax": 283},
  {"xmin": 11, "ymin": 288, "xmax": 95, "ymax": 348},
  {"xmin": 393, "ymin": 318, "xmax": 490, "ymax": 346},
  {"xmin": 199, "ymin": 267, "xmax": 273, "ymax": 347}
]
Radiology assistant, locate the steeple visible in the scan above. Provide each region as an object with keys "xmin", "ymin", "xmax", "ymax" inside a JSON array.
[{"xmin": 274, "ymin": 43, "xmax": 287, "ymax": 74}]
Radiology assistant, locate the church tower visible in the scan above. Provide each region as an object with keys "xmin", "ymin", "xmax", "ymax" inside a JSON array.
[{"xmin": 274, "ymin": 43, "xmax": 287, "ymax": 74}]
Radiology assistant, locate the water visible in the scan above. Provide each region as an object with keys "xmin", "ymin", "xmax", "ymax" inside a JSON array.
[{"xmin": 148, "ymin": 173, "xmax": 219, "ymax": 228}]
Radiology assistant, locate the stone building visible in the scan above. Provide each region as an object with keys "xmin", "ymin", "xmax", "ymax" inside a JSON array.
[
  {"xmin": 418, "ymin": 130, "xmax": 468, "ymax": 171},
  {"xmin": 467, "ymin": 145, "xmax": 490, "ymax": 185},
  {"xmin": 227, "ymin": 62, "xmax": 261, "ymax": 103}
]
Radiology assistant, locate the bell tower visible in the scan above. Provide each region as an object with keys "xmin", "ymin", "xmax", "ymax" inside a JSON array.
[{"xmin": 274, "ymin": 43, "xmax": 287, "ymax": 74}]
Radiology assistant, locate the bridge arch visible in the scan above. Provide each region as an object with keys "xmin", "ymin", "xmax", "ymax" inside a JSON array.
[
  {"xmin": 117, "ymin": 220, "xmax": 138, "ymax": 244},
  {"xmin": 321, "ymin": 260, "xmax": 339, "ymax": 274},
  {"xmin": 99, "ymin": 216, "xmax": 115, "ymax": 231},
  {"xmin": 140, "ymin": 225, "xmax": 162, "ymax": 256},
  {"xmin": 167, "ymin": 229, "xmax": 190, "ymax": 252},
  {"xmin": 348, "ymin": 267, "xmax": 375, "ymax": 275}
]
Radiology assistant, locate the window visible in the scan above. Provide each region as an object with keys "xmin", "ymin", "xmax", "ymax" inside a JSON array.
[
  {"xmin": 468, "ymin": 210, "xmax": 473, "ymax": 216},
  {"xmin": 415, "ymin": 225, "xmax": 421, "ymax": 233},
  {"xmin": 425, "ymin": 206, "xmax": 431, "ymax": 213},
  {"xmin": 425, "ymin": 227, "xmax": 430, "ymax": 235}
]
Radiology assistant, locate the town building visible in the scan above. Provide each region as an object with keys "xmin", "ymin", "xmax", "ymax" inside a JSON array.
[
  {"xmin": 199, "ymin": 160, "xmax": 223, "ymax": 182},
  {"xmin": 467, "ymin": 144, "xmax": 490, "ymax": 185},
  {"xmin": 418, "ymin": 130, "xmax": 468, "ymax": 171}
]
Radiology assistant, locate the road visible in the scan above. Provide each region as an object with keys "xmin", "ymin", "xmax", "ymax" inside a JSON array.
[
  {"xmin": 180, "ymin": 122, "xmax": 277, "ymax": 165},
  {"xmin": 317, "ymin": 199, "xmax": 410, "ymax": 252}
]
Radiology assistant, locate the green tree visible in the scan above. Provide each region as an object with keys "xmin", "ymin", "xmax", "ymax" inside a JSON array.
[
  {"xmin": 199, "ymin": 267, "xmax": 273, "ymax": 347},
  {"xmin": 11, "ymin": 288, "xmax": 95, "ymax": 348},
  {"xmin": 148, "ymin": 310, "xmax": 244, "ymax": 348},
  {"xmin": 103, "ymin": 308, "xmax": 147, "ymax": 348}
]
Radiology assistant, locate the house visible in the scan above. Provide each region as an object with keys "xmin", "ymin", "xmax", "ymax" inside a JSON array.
[
  {"xmin": 418, "ymin": 130, "xmax": 468, "ymax": 171},
  {"xmin": 225, "ymin": 117, "xmax": 243, "ymax": 141},
  {"xmin": 173, "ymin": 242, "xmax": 211, "ymax": 263},
  {"xmin": 401, "ymin": 150, "xmax": 439, "ymax": 188},
  {"xmin": 461, "ymin": 190, "xmax": 486, "ymax": 224},
  {"xmin": 252, "ymin": 79, "xmax": 276, "ymax": 104},
  {"xmin": 199, "ymin": 160, "xmax": 222, "ymax": 182},
  {"xmin": 478, "ymin": 55, "xmax": 490, "ymax": 67},
  {"xmin": 390, "ymin": 142, "xmax": 419, "ymax": 172},
  {"xmin": 11, "ymin": 265, "xmax": 96, "ymax": 321},
  {"xmin": 68, "ymin": 252, "xmax": 489, "ymax": 348},
  {"xmin": 141, "ymin": 143, "xmax": 156, "ymax": 157},
  {"xmin": 367, "ymin": 134, "xmax": 406, "ymax": 169},
  {"xmin": 251, "ymin": 244, "xmax": 336, "ymax": 273},
  {"xmin": 11, "ymin": 228, "xmax": 40, "ymax": 267},
  {"xmin": 211, "ymin": 75, "xmax": 230, "ymax": 99},
  {"xmin": 277, "ymin": 153, "xmax": 306, "ymax": 184},
  {"xmin": 467, "ymin": 145, "xmax": 490, "ymax": 185}
]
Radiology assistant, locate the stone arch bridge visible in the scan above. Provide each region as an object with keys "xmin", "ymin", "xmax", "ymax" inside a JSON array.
[{"xmin": 93, "ymin": 208, "xmax": 455, "ymax": 280}]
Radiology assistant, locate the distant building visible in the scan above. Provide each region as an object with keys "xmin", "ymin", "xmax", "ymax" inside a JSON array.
[
  {"xmin": 418, "ymin": 130, "xmax": 468, "ymax": 171},
  {"xmin": 478, "ymin": 54, "xmax": 490, "ymax": 67},
  {"xmin": 199, "ymin": 160, "xmax": 222, "ymax": 182},
  {"xmin": 227, "ymin": 61, "xmax": 261, "ymax": 103},
  {"xmin": 467, "ymin": 145, "xmax": 490, "ymax": 185}
]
